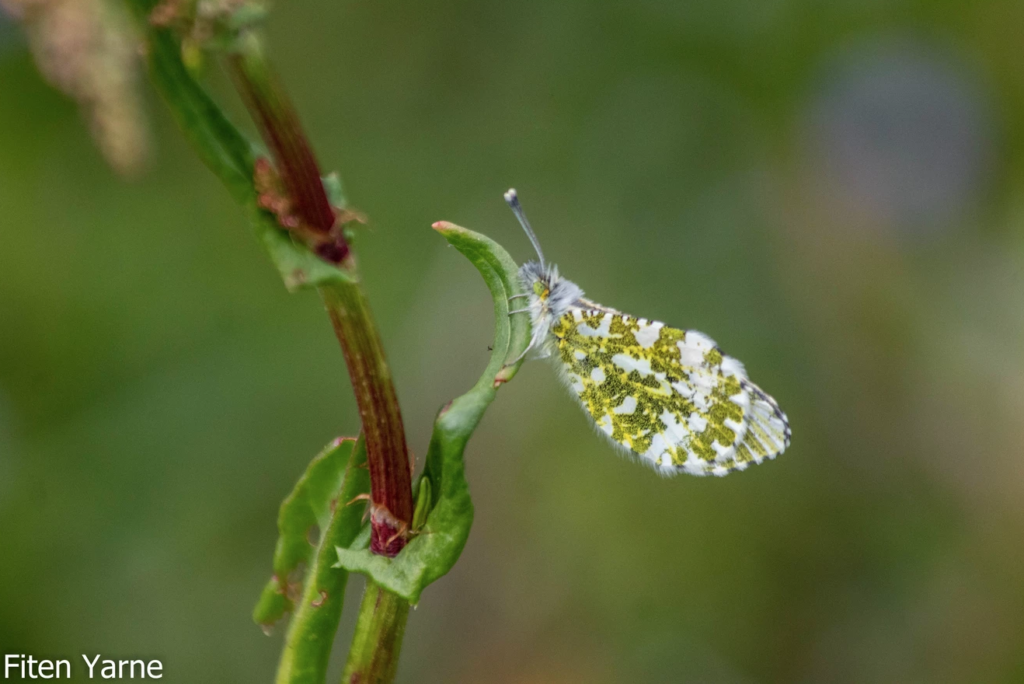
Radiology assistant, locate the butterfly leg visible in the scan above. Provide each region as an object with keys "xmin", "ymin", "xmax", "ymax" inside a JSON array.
[
  {"xmin": 508, "ymin": 307, "xmax": 532, "ymax": 315},
  {"xmin": 505, "ymin": 328, "xmax": 541, "ymax": 366},
  {"xmin": 508, "ymin": 293, "xmax": 529, "ymax": 301}
]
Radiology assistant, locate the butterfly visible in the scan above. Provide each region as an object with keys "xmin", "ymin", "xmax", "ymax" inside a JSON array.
[{"xmin": 503, "ymin": 189, "xmax": 790, "ymax": 476}]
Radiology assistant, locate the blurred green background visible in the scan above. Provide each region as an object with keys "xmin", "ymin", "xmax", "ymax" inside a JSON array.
[{"xmin": 3, "ymin": 1, "xmax": 1024, "ymax": 682}]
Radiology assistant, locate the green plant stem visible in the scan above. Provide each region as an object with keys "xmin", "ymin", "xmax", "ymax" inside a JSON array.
[
  {"xmin": 341, "ymin": 581, "xmax": 410, "ymax": 684},
  {"xmin": 127, "ymin": 3, "xmax": 253, "ymax": 200}
]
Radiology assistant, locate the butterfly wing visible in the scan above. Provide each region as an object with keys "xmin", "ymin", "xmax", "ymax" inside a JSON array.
[{"xmin": 550, "ymin": 307, "xmax": 790, "ymax": 476}]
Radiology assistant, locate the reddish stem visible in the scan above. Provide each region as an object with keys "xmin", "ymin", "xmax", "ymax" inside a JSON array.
[
  {"xmin": 321, "ymin": 282, "xmax": 413, "ymax": 556},
  {"xmin": 228, "ymin": 32, "xmax": 413, "ymax": 555},
  {"xmin": 228, "ymin": 36, "xmax": 348, "ymax": 262}
]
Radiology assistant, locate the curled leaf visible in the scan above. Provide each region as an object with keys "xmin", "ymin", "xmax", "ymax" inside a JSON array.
[{"xmin": 334, "ymin": 222, "xmax": 531, "ymax": 604}]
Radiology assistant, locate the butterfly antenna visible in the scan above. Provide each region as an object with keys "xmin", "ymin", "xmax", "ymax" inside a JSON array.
[{"xmin": 504, "ymin": 188, "xmax": 546, "ymax": 268}]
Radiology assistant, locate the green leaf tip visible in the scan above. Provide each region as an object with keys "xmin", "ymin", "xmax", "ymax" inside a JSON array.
[
  {"xmin": 334, "ymin": 223, "xmax": 531, "ymax": 604},
  {"xmin": 431, "ymin": 221, "xmax": 531, "ymax": 381},
  {"xmin": 412, "ymin": 476, "xmax": 432, "ymax": 531}
]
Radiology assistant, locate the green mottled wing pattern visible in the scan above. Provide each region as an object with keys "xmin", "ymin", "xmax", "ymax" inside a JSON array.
[{"xmin": 550, "ymin": 307, "xmax": 790, "ymax": 476}]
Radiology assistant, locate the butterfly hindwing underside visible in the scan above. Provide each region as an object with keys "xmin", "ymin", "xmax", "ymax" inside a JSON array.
[
  {"xmin": 551, "ymin": 307, "xmax": 790, "ymax": 476},
  {"xmin": 502, "ymin": 188, "xmax": 790, "ymax": 476}
]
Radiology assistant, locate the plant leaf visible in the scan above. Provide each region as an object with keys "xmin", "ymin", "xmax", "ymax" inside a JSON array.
[
  {"xmin": 254, "ymin": 436, "xmax": 363, "ymax": 627},
  {"xmin": 334, "ymin": 222, "xmax": 531, "ymax": 604},
  {"xmin": 253, "ymin": 436, "xmax": 371, "ymax": 684}
]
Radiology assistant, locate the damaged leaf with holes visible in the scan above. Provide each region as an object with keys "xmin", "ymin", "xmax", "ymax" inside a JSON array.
[{"xmin": 253, "ymin": 435, "xmax": 369, "ymax": 628}]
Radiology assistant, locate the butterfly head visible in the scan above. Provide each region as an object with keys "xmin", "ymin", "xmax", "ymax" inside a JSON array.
[
  {"xmin": 505, "ymin": 189, "xmax": 585, "ymax": 356},
  {"xmin": 521, "ymin": 260, "xmax": 553, "ymax": 301},
  {"xmin": 516, "ymin": 260, "xmax": 582, "ymax": 358},
  {"xmin": 518, "ymin": 259, "xmax": 580, "ymax": 309}
]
